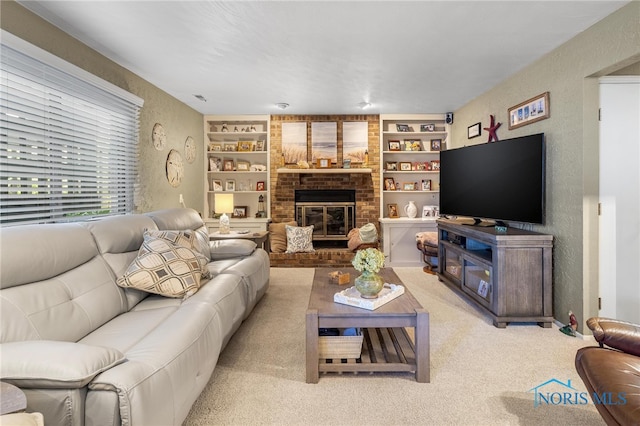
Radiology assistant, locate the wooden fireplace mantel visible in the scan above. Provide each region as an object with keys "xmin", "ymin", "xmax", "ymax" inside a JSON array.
[{"xmin": 276, "ymin": 168, "xmax": 373, "ymax": 174}]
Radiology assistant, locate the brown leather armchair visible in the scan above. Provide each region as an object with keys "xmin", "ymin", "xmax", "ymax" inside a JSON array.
[{"xmin": 575, "ymin": 317, "xmax": 640, "ymax": 425}]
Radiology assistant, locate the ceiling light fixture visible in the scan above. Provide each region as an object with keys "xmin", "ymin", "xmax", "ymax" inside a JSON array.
[
  {"xmin": 358, "ymin": 102, "xmax": 371, "ymax": 110},
  {"xmin": 275, "ymin": 102, "xmax": 289, "ymax": 110},
  {"xmin": 194, "ymin": 94, "xmax": 207, "ymax": 102}
]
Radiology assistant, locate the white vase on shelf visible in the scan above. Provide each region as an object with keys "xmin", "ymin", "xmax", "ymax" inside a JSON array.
[{"xmin": 404, "ymin": 201, "xmax": 418, "ymax": 218}]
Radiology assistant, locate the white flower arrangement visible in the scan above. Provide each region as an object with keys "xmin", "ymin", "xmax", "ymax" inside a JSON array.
[{"xmin": 352, "ymin": 248, "xmax": 385, "ymax": 274}]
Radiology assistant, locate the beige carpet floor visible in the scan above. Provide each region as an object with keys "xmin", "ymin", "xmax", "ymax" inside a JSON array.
[{"xmin": 183, "ymin": 267, "xmax": 604, "ymax": 426}]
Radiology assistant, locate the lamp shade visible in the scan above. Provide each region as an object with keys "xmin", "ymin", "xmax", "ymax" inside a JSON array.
[{"xmin": 214, "ymin": 193, "xmax": 234, "ymax": 214}]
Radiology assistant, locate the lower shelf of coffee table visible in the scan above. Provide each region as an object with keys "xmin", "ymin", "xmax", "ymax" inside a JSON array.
[{"xmin": 318, "ymin": 327, "xmax": 416, "ymax": 375}]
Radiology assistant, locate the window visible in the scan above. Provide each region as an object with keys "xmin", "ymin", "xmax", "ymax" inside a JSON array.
[{"xmin": 0, "ymin": 31, "xmax": 144, "ymax": 226}]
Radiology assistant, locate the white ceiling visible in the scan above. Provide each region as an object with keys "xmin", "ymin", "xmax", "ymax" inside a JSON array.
[{"xmin": 17, "ymin": 0, "xmax": 629, "ymax": 115}]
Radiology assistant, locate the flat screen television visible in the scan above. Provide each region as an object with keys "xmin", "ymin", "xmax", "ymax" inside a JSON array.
[{"xmin": 439, "ymin": 133, "xmax": 545, "ymax": 225}]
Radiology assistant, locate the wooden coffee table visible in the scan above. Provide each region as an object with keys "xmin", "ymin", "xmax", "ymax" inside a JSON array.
[{"xmin": 306, "ymin": 267, "xmax": 430, "ymax": 383}]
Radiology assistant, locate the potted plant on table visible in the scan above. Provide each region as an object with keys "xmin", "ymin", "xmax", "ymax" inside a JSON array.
[{"xmin": 351, "ymin": 248, "xmax": 386, "ymax": 299}]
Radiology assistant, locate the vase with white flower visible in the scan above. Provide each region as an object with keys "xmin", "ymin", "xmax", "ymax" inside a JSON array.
[{"xmin": 351, "ymin": 248, "xmax": 386, "ymax": 298}]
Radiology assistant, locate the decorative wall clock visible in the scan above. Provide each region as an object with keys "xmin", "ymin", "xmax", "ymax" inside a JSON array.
[
  {"xmin": 152, "ymin": 123, "xmax": 166, "ymax": 151},
  {"xmin": 184, "ymin": 136, "xmax": 196, "ymax": 163},
  {"xmin": 166, "ymin": 149, "xmax": 184, "ymax": 187}
]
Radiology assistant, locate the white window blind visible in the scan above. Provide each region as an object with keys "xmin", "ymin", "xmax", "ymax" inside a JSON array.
[{"xmin": 0, "ymin": 32, "xmax": 144, "ymax": 226}]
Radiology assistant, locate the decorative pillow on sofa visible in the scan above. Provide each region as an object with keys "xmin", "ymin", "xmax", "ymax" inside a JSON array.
[
  {"xmin": 285, "ymin": 225, "xmax": 315, "ymax": 253},
  {"xmin": 144, "ymin": 229, "xmax": 209, "ymax": 278},
  {"xmin": 268, "ymin": 221, "xmax": 297, "ymax": 253},
  {"xmin": 116, "ymin": 234, "xmax": 206, "ymax": 298}
]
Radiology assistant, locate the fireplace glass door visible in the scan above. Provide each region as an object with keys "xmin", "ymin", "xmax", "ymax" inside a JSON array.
[{"xmin": 296, "ymin": 203, "xmax": 355, "ymax": 241}]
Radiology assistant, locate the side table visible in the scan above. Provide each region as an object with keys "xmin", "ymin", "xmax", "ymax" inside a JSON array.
[{"xmin": 209, "ymin": 230, "xmax": 269, "ymax": 250}]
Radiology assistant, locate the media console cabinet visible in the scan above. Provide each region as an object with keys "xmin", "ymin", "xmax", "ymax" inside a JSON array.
[{"xmin": 436, "ymin": 219, "xmax": 553, "ymax": 328}]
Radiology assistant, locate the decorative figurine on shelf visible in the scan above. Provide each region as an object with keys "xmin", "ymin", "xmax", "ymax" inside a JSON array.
[
  {"xmin": 560, "ymin": 310, "xmax": 578, "ymax": 337},
  {"xmin": 221, "ymin": 123, "xmax": 228, "ymax": 132},
  {"xmin": 255, "ymin": 194, "xmax": 267, "ymax": 218}
]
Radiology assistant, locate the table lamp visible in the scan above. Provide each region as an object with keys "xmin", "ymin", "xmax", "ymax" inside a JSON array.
[{"xmin": 214, "ymin": 193, "xmax": 234, "ymax": 234}]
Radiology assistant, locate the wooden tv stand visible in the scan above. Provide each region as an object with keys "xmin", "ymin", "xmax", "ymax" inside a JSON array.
[{"xmin": 436, "ymin": 219, "xmax": 553, "ymax": 328}]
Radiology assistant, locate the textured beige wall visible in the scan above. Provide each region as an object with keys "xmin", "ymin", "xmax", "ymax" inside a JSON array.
[
  {"xmin": 450, "ymin": 1, "xmax": 640, "ymax": 331},
  {"xmin": 1, "ymin": 1, "xmax": 205, "ymax": 214}
]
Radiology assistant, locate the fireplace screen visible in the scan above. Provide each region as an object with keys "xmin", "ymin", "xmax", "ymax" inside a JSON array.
[{"xmin": 295, "ymin": 190, "xmax": 356, "ymax": 247}]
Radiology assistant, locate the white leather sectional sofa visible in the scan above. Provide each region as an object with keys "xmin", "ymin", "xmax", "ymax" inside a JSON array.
[{"xmin": 0, "ymin": 208, "xmax": 270, "ymax": 425}]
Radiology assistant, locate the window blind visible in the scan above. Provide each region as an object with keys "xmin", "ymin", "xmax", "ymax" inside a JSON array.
[{"xmin": 0, "ymin": 32, "xmax": 144, "ymax": 226}]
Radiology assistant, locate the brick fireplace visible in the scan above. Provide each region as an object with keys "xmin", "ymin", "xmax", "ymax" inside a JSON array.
[{"xmin": 269, "ymin": 115, "xmax": 381, "ymax": 267}]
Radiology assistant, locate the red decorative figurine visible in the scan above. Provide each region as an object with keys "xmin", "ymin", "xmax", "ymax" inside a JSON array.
[{"xmin": 484, "ymin": 115, "xmax": 501, "ymax": 142}]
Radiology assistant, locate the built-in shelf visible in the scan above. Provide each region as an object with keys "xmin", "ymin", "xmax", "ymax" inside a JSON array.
[
  {"xmin": 379, "ymin": 217, "xmax": 438, "ymax": 224},
  {"xmin": 276, "ymin": 168, "xmax": 372, "ymax": 174}
]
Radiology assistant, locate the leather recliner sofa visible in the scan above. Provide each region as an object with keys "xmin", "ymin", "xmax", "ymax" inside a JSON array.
[
  {"xmin": 575, "ymin": 317, "xmax": 640, "ymax": 425},
  {"xmin": 0, "ymin": 208, "xmax": 270, "ymax": 425}
]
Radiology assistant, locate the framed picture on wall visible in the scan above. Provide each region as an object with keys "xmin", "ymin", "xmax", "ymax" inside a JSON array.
[{"xmin": 508, "ymin": 91, "xmax": 550, "ymax": 129}]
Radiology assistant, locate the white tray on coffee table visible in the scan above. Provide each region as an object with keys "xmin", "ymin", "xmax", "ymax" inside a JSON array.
[{"xmin": 334, "ymin": 283, "xmax": 405, "ymax": 310}]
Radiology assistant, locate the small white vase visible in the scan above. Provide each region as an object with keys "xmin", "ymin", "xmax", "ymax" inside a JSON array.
[{"xmin": 404, "ymin": 201, "xmax": 418, "ymax": 218}]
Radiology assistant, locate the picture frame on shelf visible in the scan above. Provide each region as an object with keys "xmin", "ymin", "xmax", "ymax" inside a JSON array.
[
  {"xmin": 430, "ymin": 139, "xmax": 442, "ymax": 151},
  {"xmin": 388, "ymin": 203, "xmax": 399, "ymax": 218},
  {"xmin": 430, "ymin": 160, "xmax": 440, "ymax": 171},
  {"xmin": 385, "ymin": 161, "xmax": 397, "ymax": 171},
  {"xmin": 403, "ymin": 182, "xmax": 416, "ymax": 191},
  {"xmin": 223, "ymin": 143, "xmax": 237, "ymax": 152},
  {"xmin": 508, "ymin": 91, "xmax": 550, "ymax": 129},
  {"xmin": 236, "ymin": 160, "xmax": 251, "ymax": 172},
  {"xmin": 237, "ymin": 140, "xmax": 253, "ymax": 152},
  {"xmin": 255, "ymin": 140, "xmax": 265, "ymax": 151},
  {"xmin": 422, "ymin": 205, "xmax": 439, "ymax": 218},
  {"xmin": 209, "ymin": 157, "xmax": 221, "ymax": 171},
  {"xmin": 256, "ymin": 181, "xmax": 265, "ymax": 191},
  {"xmin": 316, "ymin": 158, "xmax": 331, "ymax": 168},
  {"xmin": 404, "ymin": 139, "xmax": 422, "ymax": 151},
  {"xmin": 212, "ymin": 179, "xmax": 223, "ymax": 192},
  {"xmin": 421, "ymin": 179, "xmax": 432, "ymax": 191},
  {"xmin": 388, "ymin": 140, "xmax": 401, "ymax": 151},
  {"xmin": 384, "ymin": 177, "xmax": 396, "ymax": 191},
  {"xmin": 399, "ymin": 162, "xmax": 412, "ymax": 171},
  {"xmin": 236, "ymin": 161, "xmax": 250, "ymax": 171},
  {"xmin": 396, "ymin": 124, "xmax": 411, "ymax": 132},
  {"xmin": 415, "ymin": 162, "xmax": 426, "ymax": 171},
  {"xmin": 420, "ymin": 124, "xmax": 436, "ymax": 132},
  {"xmin": 343, "ymin": 159, "xmax": 351, "ymax": 169},
  {"xmin": 208, "ymin": 142, "xmax": 222, "ymax": 152},
  {"xmin": 223, "ymin": 159, "xmax": 235, "ymax": 171},
  {"xmin": 232, "ymin": 206, "xmax": 247, "ymax": 218},
  {"xmin": 225, "ymin": 180, "xmax": 235, "ymax": 191},
  {"xmin": 467, "ymin": 122, "xmax": 481, "ymax": 139}
]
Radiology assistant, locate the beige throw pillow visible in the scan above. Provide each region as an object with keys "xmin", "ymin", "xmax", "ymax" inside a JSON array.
[
  {"xmin": 116, "ymin": 233, "xmax": 206, "ymax": 298},
  {"xmin": 145, "ymin": 229, "xmax": 209, "ymax": 278},
  {"xmin": 268, "ymin": 221, "xmax": 297, "ymax": 253}
]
